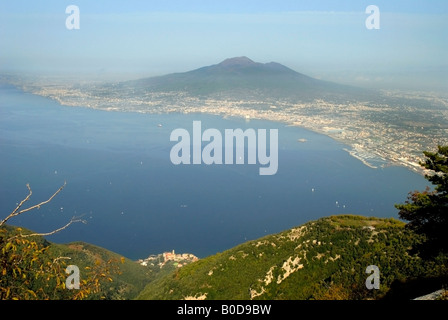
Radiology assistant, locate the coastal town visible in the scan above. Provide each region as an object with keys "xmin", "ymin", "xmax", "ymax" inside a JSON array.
[{"xmin": 137, "ymin": 250, "xmax": 199, "ymax": 268}]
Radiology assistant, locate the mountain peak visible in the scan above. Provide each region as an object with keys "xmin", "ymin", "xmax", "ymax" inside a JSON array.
[
  {"xmin": 130, "ymin": 56, "xmax": 369, "ymax": 101},
  {"xmin": 218, "ymin": 56, "xmax": 256, "ymax": 67}
]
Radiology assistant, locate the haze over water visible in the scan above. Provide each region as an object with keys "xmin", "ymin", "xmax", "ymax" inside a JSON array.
[{"xmin": 0, "ymin": 85, "xmax": 429, "ymax": 259}]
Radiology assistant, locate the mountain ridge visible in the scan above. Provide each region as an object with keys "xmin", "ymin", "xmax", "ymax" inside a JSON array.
[
  {"xmin": 2, "ymin": 215, "xmax": 447, "ymax": 300},
  {"xmin": 136, "ymin": 214, "xmax": 447, "ymax": 300}
]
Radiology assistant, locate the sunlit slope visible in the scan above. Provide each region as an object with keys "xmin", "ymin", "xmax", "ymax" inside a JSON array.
[
  {"xmin": 1, "ymin": 225, "xmax": 152, "ymax": 300},
  {"xmin": 137, "ymin": 215, "xmax": 446, "ymax": 300}
]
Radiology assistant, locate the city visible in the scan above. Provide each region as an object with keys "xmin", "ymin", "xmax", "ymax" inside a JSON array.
[{"xmin": 20, "ymin": 79, "xmax": 448, "ymax": 176}]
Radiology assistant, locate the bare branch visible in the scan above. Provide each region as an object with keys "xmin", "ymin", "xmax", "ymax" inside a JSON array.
[
  {"xmin": 2, "ymin": 184, "xmax": 33, "ymax": 225},
  {"xmin": 53, "ymin": 256, "xmax": 72, "ymax": 264},
  {"xmin": 0, "ymin": 182, "xmax": 66, "ymax": 227},
  {"xmin": 8, "ymin": 216, "xmax": 87, "ymax": 241}
]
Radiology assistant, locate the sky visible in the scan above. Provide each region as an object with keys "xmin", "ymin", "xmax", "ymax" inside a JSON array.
[{"xmin": 0, "ymin": 0, "xmax": 447, "ymax": 92}]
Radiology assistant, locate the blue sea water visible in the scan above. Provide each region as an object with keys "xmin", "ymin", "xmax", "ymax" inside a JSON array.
[{"xmin": 0, "ymin": 84, "xmax": 429, "ymax": 259}]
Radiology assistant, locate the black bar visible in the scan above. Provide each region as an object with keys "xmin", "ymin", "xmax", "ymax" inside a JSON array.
[{"xmin": 3, "ymin": 299, "xmax": 444, "ymax": 318}]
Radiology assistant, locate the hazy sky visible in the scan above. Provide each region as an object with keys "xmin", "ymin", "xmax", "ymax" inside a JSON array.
[{"xmin": 0, "ymin": 0, "xmax": 447, "ymax": 92}]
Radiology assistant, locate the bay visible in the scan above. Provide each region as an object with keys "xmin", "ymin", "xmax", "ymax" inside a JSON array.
[{"xmin": 0, "ymin": 84, "xmax": 428, "ymax": 259}]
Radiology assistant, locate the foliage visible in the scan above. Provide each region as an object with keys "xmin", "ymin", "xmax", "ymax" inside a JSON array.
[
  {"xmin": 395, "ymin": 145, "xmax": 448, "ymax": 258},
  {"xmin": 137, "ymin": 215, "xmax": 447, "ymax": 300},
  {"xmin": 48, "ymin": 241, "xmax": 153, "ymax": 300},
  {"xmin": 0, "ymin": 183, "xmax": 151, "ymax": 300},
  {"xmin": 0, "ymin": 226, "xmax": 123, "ymax": 300}
]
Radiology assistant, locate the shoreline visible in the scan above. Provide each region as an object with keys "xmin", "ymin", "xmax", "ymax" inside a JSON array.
[
  {"xmin": 342, "ymin": 148, "xmax": 378, "ymax": 169},
  {"xmin": 0, "ymin": 84, "xmax": 433, "ymax": 261},
  {"xmin": 11, "ymin": 83, "xmax": 430, "ymax": 177}
]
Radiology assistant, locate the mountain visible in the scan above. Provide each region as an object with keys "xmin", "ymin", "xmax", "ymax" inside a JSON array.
[
  {"xmin": 136, "ymin": 215, "xmax": 447, "ymax": 300},
  {"xmin": 123, "ymin": 56, "xmax": 374, "ymax": 101}
]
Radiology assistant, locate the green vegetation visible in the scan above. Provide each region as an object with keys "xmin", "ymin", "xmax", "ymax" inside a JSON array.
[
  {"xmin": 136, "ymin": 215, "xmax": 447, "ymax": 300},
  {"xmin": 0, "ymin": 225, "xmax": 152, "ymax": 300},
  {"xmin": 48, "ymin": 241, "xmax": 153, "ymax": 299},
  {"xmin": 4, "ymin": 214, "xmax": 445, "ymax": 300},
  {"xmin": 0, "ymin": 183, "xmax": 152, "ymax": 300},
  {"xmin": 395, "ymin": 145, "xmax": 448, "ymax": 258}
]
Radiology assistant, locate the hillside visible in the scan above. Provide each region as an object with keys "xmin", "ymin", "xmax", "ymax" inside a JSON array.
[
  {"xmin": 2, "ymin": 215, "xmax": 447, "ymax": 300},
  {"xmin": 47, "ymin": 241, "xmax": 153, "ymax": 299},
  {"xmin": 137, "ymin": 215, "xmax": 447, "ymax": 300},
  {"xmin": 1, "ymin": 225, "xmax": 152, "ymax": 300}
]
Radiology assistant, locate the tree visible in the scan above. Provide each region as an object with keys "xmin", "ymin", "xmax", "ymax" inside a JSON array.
[
  {"xmin": 0, "ymin": 183, "xmax": 120, "ymax": 300},
  {"xmin": 395, "ymin": 145, "xmax": 448, "ymax": 258}
]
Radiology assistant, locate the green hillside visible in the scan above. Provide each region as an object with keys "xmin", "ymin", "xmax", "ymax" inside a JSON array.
[
  {"xmin": 47, "ymin": 241, "xmax": 152, "ymax": 299},
  {"xmin": 2, "ymin": 215, "xmax": 447, "ymax": 300},
  {"xmin": 137, "ymin": 215, "xmax": 447, "ymax": 300},
  {"xmin": 1, "ymin": 225, "xmax": 152, "ymax": 300}
]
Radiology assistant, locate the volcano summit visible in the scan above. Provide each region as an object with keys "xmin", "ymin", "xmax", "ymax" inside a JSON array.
[{"xmin": 123, "ymin": 56, "xmax": 372, "ymax": 101}]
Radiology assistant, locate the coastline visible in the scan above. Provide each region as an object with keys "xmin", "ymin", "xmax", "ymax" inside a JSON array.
[
  {"xmin": 9, "ymin": 82, "xmax": 434, "ymax": 177},
  {"xmin": 0, "ymin": 83, "xmax": 433, "ymax": 259},
  {"xmin": 343, "ymin": 148, "xmax": 378, "ymax": 169}
]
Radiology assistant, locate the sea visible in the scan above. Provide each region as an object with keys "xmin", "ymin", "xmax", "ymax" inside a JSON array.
[{"xmin": 0, "ymin": 84, "xmax": 429, "ymax": 259}]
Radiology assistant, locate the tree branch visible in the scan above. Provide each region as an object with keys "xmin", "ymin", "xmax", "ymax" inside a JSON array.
[
  {"xmin": 52, "ymin": 256, "xmax": 72, "ymax": 264},
  {"xmin": 0, "ymin": 182, "xmax": 66, "ymax": 227},
  {"xmin": 9, "ymin": 216, "xmax": 87, "ymax": 240}
]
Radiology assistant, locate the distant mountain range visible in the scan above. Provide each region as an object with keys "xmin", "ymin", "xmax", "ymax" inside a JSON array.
[{"xmin": 123, "ymin": 56, "xmax": 375, "ymax": 101}]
